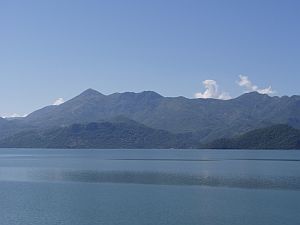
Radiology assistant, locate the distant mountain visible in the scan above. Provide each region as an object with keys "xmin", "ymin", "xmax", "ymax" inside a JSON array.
[
  {"xmin": 25, "ymin": 89, "xmax": 165, "ymax": 128},
  {"xmin": 206, "ymin": 125, "xmax": 300, "ymax": 149},
  {"xmin": 0, "ymin": 117, "xmax": 33, "ymax": 139},
  {"xmin": 0, "ymin": 117, "xmax": 7, "ymax": 125},
  {"xmin": 20, "ymin": 89, "xmax": 300, "ymax": 142},
  {"xmin": 0, "ymin": 118, "xmax": 199, "ymax": 149},
  {"xmin": 1, "ymin": 88, "xmax": 300, "ymax": 148}
]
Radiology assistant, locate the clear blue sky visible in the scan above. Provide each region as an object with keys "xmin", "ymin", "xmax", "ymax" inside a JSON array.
[{"xmin": 0, "ymin": 0, "xmax": 300, "ymax": 117}]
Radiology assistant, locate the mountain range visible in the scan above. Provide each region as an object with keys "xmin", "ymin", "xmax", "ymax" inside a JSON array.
[{"xmin": 1, "ymin": 89, "xmax": 300, "ymax": 149}]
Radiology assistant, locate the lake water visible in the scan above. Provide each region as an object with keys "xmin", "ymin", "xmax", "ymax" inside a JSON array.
[{"xmin": 0, "ymin": 149, "xmax": 299, "ymax": 225}]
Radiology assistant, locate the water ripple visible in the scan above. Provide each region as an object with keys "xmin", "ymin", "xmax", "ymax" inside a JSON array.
[{"xmin": 0, "ymin": 168, "xmax": 299, "ymax": 191}]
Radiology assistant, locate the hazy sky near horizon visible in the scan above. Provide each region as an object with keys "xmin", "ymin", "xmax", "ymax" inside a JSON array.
[{"xmin": 1, "ymin": 0, "xmax": 300, "ymax": 117}]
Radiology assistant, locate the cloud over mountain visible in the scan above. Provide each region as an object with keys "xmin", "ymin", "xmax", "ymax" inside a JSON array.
[
  {"xmin": 2, "ymin": 113, "xmax": 28, "ymax": 118},
  {"xmin": 237, "ymin": 75, "xmax": 275, "ymax": 94},
  {"xmin": 194, "ymin": 80, "xmax": 231, "ymax": 100},
  {"xmin": 53, "ymin": 98, "xmax": 65, "ymax": 106}
]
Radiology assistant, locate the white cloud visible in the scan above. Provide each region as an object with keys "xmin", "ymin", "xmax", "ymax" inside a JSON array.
[
  {"xmin": 9, "ymin": 113, "xmax": 22, "ymax": 118},
  {"xmin": 53, "ymin": 98, "xmax": 65, "ymax": 106},
  {"xmin": 237, "ymin": 75, "xmax": 275, "ymax": 94},
  {"xmin": 2, "ymin": 113, "xmax": 28, "ymax": 118},
  {"xmin": 52, "ymin": 98, "xmax": 65, "ymax": 105},
  {"xmin": 195, "ymin": 80, "xmax": 231, "ymax": 100}
]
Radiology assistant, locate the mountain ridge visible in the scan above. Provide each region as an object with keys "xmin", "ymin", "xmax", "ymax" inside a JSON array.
[
  {"xmin": 23, "ymin": 89, "xmax": 300, "ymax": 135},
  {"xmin": 1, "ymin": 89, "xmax": 300, "ymax": 147}
]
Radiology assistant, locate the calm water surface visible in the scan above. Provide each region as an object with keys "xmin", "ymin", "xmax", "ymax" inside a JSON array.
[{"xmin": 0, "ymin": 149, "xmax": 299, "ymax": 225}]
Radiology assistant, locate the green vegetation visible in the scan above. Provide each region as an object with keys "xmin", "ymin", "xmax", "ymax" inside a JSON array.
[
  {"xmin": 0, "ymin": 119, "xmax": 199, "ymax": 149},
  {"xmin": 206, "ymin": 125, "xmax": 300, "ymax": 149}
]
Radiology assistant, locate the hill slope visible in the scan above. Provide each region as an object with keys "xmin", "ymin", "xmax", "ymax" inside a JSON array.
[
  {"xmin": 0, "ymin": 119, "xmax": 199, "ymax": 149},
  {"xmin": 206, "ymin": 125, "xmax": 300, "ymax": 149}
]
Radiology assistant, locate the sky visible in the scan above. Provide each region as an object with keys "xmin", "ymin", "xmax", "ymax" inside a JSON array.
[{"xmin": 0, "ymin": 0, "xmax": 300, "ymax": 117}]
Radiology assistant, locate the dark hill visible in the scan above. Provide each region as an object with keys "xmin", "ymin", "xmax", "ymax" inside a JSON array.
[
  {"xmin": 206, "ymin": 124, "xmax": 300, "ymax": 149},
  {"xmin": 0, "ymin": 119, "xmax": 199, "ymax": 149}
]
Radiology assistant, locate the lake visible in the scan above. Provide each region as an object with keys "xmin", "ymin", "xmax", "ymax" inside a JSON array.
[{"xmin": 0, "ymin": 149, "xmax": 299, "ymax": 225}]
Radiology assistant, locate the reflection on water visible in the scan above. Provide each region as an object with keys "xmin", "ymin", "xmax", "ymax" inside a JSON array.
[
  {"xmin": 0, "ymin": 149, "xmax": 300, "ymax": 190},
  {"xmin": 0, "ymin": 167, "xmax": 300, "ymax": 190}
]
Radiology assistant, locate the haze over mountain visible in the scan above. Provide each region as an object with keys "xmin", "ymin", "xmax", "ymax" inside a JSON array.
[{"xmin": 1, "ymin": 88, "xmax": 300, "ymax": 149}]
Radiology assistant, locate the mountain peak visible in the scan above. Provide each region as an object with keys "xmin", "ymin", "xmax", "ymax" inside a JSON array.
[
  {"xmin": 242, "ymin": 91, "xmax": 265, "ymax": 96},
  {"xmin": 80, "ymin": 88, "xmax": 103, "ymax": 96},
  {"xmin": 139, "ymin": 91, "xmax": 163, "ymax": 98},
  {"xmin": 235, "ymin": 91, "xmax": 271, "ymax": 100},
  {"xmin": 63, "ymin": 88, "xmax": 105, "ymax": 105},
  {"xmin": 109, "ymin": 91, "xmax": 163, "ymax": 100},
  {"xmin": 71, "ymin": 89, "xmax": 107, "ymax": 101}
]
